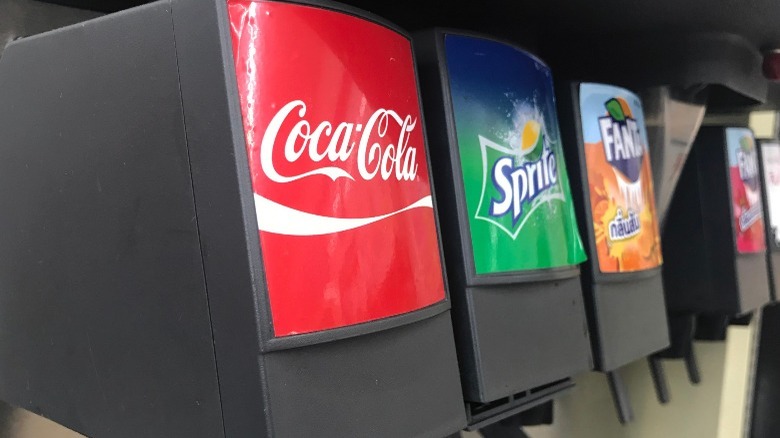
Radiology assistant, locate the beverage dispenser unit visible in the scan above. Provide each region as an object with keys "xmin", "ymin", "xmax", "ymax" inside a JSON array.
[
  {"xmin": 414, "ymin": 30, "xmax": 592, "ymax": 430},
  {"xmin": 758, "ymin": 139, "xmax": 780, "ymax": 301},
  {"xmin": 544, "ymin": 30, "xmax": 767, "ymax": 405},
  {"xmin": 663, "ymin": 127, "xmax": 771, "ymax": 342},
  {"xmin": 0, "ymin": 0, "xmax": 101, "ymax": 53},
  {"xmin": 638, "ymin": 38, "xmax": 769, "ymax": 402},
  {"xmin": 0, "ymin": 1, "xmax": 468, "ymax": 437},
  {"xmin": 640, "ymin": 87, "xmax": 707, "ymax": 399},
  {"xmin": 558, "ymin": 83, "xmax": 669, "ymax": 422}
]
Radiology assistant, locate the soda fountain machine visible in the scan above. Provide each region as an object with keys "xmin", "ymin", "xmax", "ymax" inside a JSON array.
[
  {"xmin": 0, "ymin": 1, "xmax": 468, "ymax": 436},
  {"xmin": 415, "ymin": 30, "xmax": 593, "ymax": 432},
  {"xmin": 558, "ymin": 83, "xmax": 669, "ymax": 422}
]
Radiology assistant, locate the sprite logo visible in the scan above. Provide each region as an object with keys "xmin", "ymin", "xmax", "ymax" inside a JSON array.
[{"xmin": 475, "ymin": 119, "xmax": 562, "ymax": 239}]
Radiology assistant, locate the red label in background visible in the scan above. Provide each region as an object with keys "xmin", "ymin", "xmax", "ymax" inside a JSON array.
[
  {"xmin": 726, "ymin": 128, "xmax": 766, "ymax": 254},
  {"xmin": 228, "ymin": 1, "xmax": 446, "ymax": 336}
]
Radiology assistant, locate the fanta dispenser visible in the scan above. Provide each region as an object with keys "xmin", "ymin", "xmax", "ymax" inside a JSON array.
[
  {"xmin": 663, "ymin": 127, "xmax": 771, "ymax": 338},
  {"xmin": 0, "ymin": 1, "xmax": 467, "ymax": 437},
  {"xmin": 557, "ymin": 82, "xmax": 670, "ymax": 421},
  {"xmin": 414, "ymin": 30, "xmax": 593, "ymax": 428}
]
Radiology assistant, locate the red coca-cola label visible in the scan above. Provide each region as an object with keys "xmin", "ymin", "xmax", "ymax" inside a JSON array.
[{"xmin": 228, "ymin": 0, "xmax": 446, "ymax": 336}]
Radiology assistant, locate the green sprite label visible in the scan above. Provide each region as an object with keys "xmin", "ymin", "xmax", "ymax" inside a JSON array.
[{"xmin": 445, "ymin": 35, "xmax": 586, "ymax": 274}]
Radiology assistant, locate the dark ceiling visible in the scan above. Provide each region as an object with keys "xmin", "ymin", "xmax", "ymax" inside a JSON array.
[
  {"xmin": 31, "ymin": 0, "xmax": 780, "ymax": 110},
  {"xmin": 38, "ymin": 0, "xmax": 780, "ymax": 51}
]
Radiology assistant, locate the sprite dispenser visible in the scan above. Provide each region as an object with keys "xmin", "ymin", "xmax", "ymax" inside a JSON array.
[
  {"xmin": 663, "ymin": 127, "xmax": 771, "ymax": 340},
  {"xmin": 414, "ymin": 30, "xmax": 592, "ymax": 429},
  {"xmin": 0, "ymin": 1, "xmax": 467, "ymax": 437},
  {"xmin": 557, "ymin": 83, "xmax": 669, "ymax": 422}
]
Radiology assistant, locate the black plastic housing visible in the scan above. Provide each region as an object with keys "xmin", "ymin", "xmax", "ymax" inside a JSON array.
[
  {"xmin": 556, "ymin": 82, "xmax": 670, "ymax": 372},
  {"xmin": 0, "ymin": 1, "xmax": 466, "ymax": 437},
  {"xmin": 757, "ymin": 138, "xmax": 780, "ymax": 302},
  {"xmin": 663, "ymin": 127, "xmax": 771, "ymax": 322},
  {"xmin": 413, "ymin": 29, "xmax": 592, "ymax": 410}
]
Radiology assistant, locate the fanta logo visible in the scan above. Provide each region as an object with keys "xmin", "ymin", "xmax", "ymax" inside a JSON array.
[
  {"xmin": 598, "ymin": 98, "xmax": 644, "ymax": 182},
  {"xmin": 261, "ymin": 100, "xmax": 419, "ymax": 183},
  {"xmin": 475, "ymin": 119, "xmax": 563, "ymax": 239},
  {"xmin": 608, "ymin": 209, "xmax": 641, "ymax": 242},
  {"xmin": 598, "ymin": 97, "xmax": 646, "ymax": 211},
  {"xmin": 737, "ymin": 136, "xmax": 759, "ymax": 190}
]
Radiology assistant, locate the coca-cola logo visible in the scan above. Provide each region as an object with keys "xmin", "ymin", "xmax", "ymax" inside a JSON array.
[
  {"xmin": 254, "ymin": 100, "xmax": 433, "ymax": 236},
  {"xmin": 230, "ymin": 0, "xmax": 445, "ymax": 336},
  {"xmin": 261, "ymin": 100, "xmax": 419, "ymax": 183}
]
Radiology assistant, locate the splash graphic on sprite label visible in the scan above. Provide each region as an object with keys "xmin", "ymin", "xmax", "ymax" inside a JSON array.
[{"xmin": 445, "ymin": 34, "xmax": 585, "ymax": 274}]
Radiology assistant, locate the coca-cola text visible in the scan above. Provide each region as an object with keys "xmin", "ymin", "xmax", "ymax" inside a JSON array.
[{"xmin": 260, "ymin": 100, "xmax": 419, "ymax": 183}]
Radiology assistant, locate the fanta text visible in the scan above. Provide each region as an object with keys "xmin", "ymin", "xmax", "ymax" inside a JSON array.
[
  {"xmin": 599, "ymin": 117, "xmax": 644, "ymax": 164},
  {"xmin": 738, "ymin": 149, "xmax": 758, "ymax": 182},
  {"xmin": 608, "ymin": 209, "xmax": 641, "ymax": 242}
]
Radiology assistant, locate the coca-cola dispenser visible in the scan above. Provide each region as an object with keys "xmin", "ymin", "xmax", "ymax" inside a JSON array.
[
  {"xmin": 0, "ymin": 1, "xmax": 466, "ymax": 437},
  {"xmin": 414, "ymin": 30, "xmax": 593, "ymax": 428}
]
